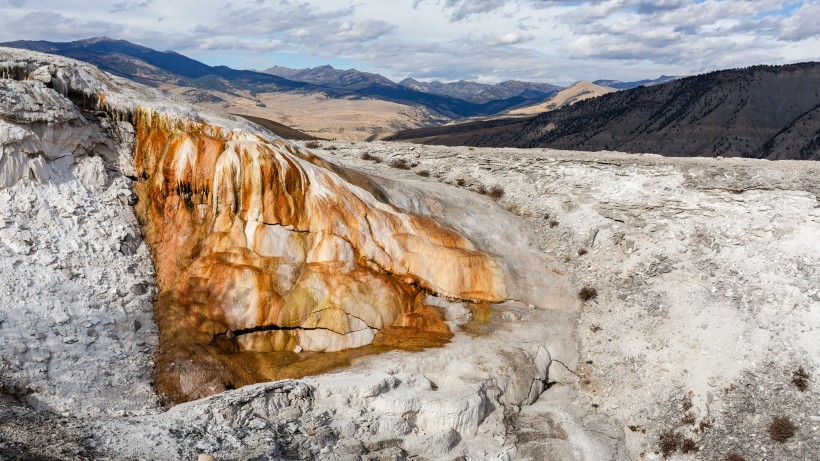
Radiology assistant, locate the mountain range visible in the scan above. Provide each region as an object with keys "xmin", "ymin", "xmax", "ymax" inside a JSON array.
[
  {"xmin": 1, "ymin": 38, "xmax": 559, "ymax": 120},
  {"xmin": 387, "ymin": 62, "xmax": 820, "ymax": 160},
  {"xmin": 1, "ymin": 37, "xmax": 687, "ymax": 142}
]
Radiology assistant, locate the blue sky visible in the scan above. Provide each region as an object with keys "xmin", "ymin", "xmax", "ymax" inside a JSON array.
[{"xmin": 1, "ymin": 0, "xmax": 819, "ymax": 85}]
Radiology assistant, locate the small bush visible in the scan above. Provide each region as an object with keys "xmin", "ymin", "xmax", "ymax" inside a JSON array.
[
  {"xmin": 680, "ymin": 438, "xmax": 697, "ymax": 454},
  {"xmin": 698, "ymin": 419, "xmax": 713, "ymax": 432},
  {"xmin": 792, "ymin": 366, "xmax": 810, "ymax": 391},
  {"xmin": 549, "ymin": 220, "xmax": 559, "ymax": 228},
  {"xmin": 488, "ymin": 185, "xmax": 505, "ymax": 199},
  {"xmin": 577, "ymin": 248, "xmax": 587, "ymax": 256},
  {"xmin": 389, "ymin": 158, "xmax": 412, "ymax": 170},
  {"xmin": 305, "ymin": 141, "xmax": 321, "ymax": 149},
  {"xmin": 682, "ymin": 395, "xmax": 693, "ymax": 412},
  {"xmin": 326, "ymin": 145, "xmax": 337, "ymax": 151},
  {"xmin": 578, "ymin": 286, "xmax": 598, "ymax": 302},
  {"xmin": 456, "ymin": 178, "xmax": 466, "ymax": 187},
  {"xmin": 768, "ymin": 416, "xmax": 796, "ymax": 442},
  {"xmin": 659, "ymin": 431, "xmax": 681, "ymax": 458},
  {"xmin": 416, "ymin": 170, "xmax": 430, "ymax": 178},
  {"xmin": 360, "ymin": 152, "xmax": 381, "ymax": 162},
  {"xmin": 475, "ymin": 185, "xmax": 487, "ymax": 195},
  {"xmin": 725, "ymin": 454, "xmax": 745, "ymax": 461}
]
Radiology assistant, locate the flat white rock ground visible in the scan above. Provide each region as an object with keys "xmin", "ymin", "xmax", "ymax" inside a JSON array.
[{"xmin": 308, "ymin": 140, "xmax": 820, "ymax": 460}]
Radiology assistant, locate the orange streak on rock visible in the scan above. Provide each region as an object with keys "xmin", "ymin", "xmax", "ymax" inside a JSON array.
[{"xmin": 132, "ymin": 109, "xmax": 505, "ymax": 403}]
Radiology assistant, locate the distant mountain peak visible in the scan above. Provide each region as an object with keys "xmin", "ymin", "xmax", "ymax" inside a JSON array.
[{"xmin": 75, "ymin": 36, "xmax": 116, "ymax": 44}]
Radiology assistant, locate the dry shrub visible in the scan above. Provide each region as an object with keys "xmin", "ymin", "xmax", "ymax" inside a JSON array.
[
  {"xmin": 489, "ymin": 185, "xmax": 505, "ymax": 199},
  {"xmin": 577, "ymin": 248, "xmax": 588, "ymax": 256},
  {"xmin": 725, "ymin": 454, "xmax": 745, "ymax": 461},
  {"xmin": 475, "ymin": 185, "xmax": 488, "ymax": 195},
  {"xmin": 416, "ymin": 170, "xmax": 430, "ymax": 177},
  {"xmin": 325, "ymin": 145, "xmax": 337, "ymax": 151},
  {"xmin": 305, "ymin": 141, "xmax": 321, "ymax": 149},
  {"xmin": 549, "ymin": 220, "xmax": 559, "ymax": 228},
  {"xmin": 680, "ymin": 438, "xmax": 697, "ymax": 454},
  {"xmin": 456, "ymin": 178, "xmax": 466, "ymax": 187},
  {"xmin": 389, "ymin": 158, "xmax": 412, "ymax": 170},
  {"xmin": 360, "ymin": 152, "xmax": 381, "ymax": 163},
  {"xmin": 792, "ymin": 366, "xmax": 810, "ymax": 391},
  {"xmin": 768, "ymin": 416, "xmax": 796, "ymax": 442},
  {"xmin": 578, "ymin": 286, "xmax": 598, "ymax": 302},
  {"xmin": 659, "ymin": 431, "xmax": 681, "ymax": 458},
  {"xmin": 698, "ymin": 419, "xmax": 713, "ymax": 433}
]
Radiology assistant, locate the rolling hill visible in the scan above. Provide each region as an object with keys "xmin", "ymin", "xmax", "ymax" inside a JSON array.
[
  {"xmin": 506, "ymin": 81, "xmax": 616, "ymax": 116},
  {"xmin": 387, "ymin": 63, "xmax": 820, "ymax": 160}
]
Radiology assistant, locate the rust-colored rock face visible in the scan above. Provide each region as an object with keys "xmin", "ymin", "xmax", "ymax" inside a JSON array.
[{"xmin": 132, "ymin": 110, "xmax": 505, "ymax": 402}]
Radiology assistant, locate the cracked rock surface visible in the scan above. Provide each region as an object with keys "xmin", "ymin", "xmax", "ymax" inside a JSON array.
[{"xmin": 323, "ymin": 140, "xmax": 819, "ymax": 460}]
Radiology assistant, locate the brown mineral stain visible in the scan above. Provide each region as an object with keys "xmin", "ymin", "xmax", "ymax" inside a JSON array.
[
  {"xmin": 461, "ymin": 302, "xmax": 496, "ymax": 337},
  {"xmin": 132, "ymin": 109, "xmax": 505, "ymax": 404}
]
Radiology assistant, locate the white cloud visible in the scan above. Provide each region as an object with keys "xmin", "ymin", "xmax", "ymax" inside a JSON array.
[
  {"xmin": 779, "ymin": 1, "xmax": 820, "ymax": 41},
  {"xmin": 484, "ymin": 32, "xmax": 534, "ymax": 46}
]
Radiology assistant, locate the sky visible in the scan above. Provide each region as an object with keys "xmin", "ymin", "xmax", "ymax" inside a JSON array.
[{"xmin": 1, "ymin": 0, "xmax": 819, "ymax": 85}]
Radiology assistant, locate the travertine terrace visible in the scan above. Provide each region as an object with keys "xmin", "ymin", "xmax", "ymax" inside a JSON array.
[{"xmin": 131, "ymin": 109, "xmax": 506, "ymax": 401}]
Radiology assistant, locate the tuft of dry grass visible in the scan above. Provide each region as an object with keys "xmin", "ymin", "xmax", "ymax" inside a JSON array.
[
  {"xmin": 389, "ymin": 158, "xmax": 413, "ymax": 170},
  {"xmin": 792, "ymin": 366, "xmax": 810, "ymax": 391},
  {"xmin": 768, "ymin": 416, "xmax": 796, "ymax": 442},
  {"xmin": 549, "ymin": 220, "xmax": 559, "ymax": 228},
  {"xmin": 659, "ymin": 431, "xmax": 681, "ymax": 458},
  {"xmin": 578, "ymin": 286, "xmax": 598, "ymax": 302},
  {"xmin": 360, "ymin": 152, "xmax": 381, "ymax": 163},
  {"xmin": 416, "ymin": 170, "xmax": 431, "ymax": 178},
  {"xmin": 488, "ymin": 185, "xmax": 505, "ymax": 199},
  {"xmin": 725, "ymin": 454, "xmax": 745, "ymax": 461},
  {"xmin": 680, "ymin": 438, "xmax": 697, "ymax": 454},
  {"xmin": 304, "ymin": 140, "xmax": 321, "ymax": 149},
  {"xmin": 698, "ymin": 419, "xmax": 713, "ymax": 433},
  {"xmin": 577, "ymin": 248, "xmax": 588, "ymax": 256}
]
